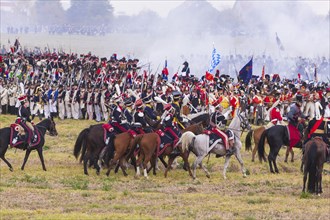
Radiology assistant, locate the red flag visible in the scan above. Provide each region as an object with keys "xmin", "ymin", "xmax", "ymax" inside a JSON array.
[
  {"xmin": 262, "ymin": 65, "xmax": 265, "ymax": 80},
  {"xmin": 205, "ymin": 71, "xmax": 214, "ymax": 81}
]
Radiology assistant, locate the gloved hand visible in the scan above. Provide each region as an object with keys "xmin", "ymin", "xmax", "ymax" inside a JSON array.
[{"xmin": 156, "ymin": 116, "xmax": 160, "ymax": 120}]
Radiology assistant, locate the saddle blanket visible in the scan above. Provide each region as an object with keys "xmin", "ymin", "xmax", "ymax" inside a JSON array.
[
  {"xmin": 203, "ymin": 130, "xmax": 223, "ymax": 148},
  {"xmin": 10, "ymin": 124, "xmax": 41, "ymax": 148},
  {"xmin": 287, "ymin": 124, "xmax": 301, "ymax": 148}
]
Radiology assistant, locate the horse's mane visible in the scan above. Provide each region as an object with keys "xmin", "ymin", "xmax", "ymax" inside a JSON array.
[{"xmin": 187, "ymin": 111, "xmax": 208, "ymax": 120}]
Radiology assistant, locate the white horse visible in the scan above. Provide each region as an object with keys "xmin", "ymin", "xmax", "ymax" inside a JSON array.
[{"xmin": 181, "ymin": 111, "xmax": 251, "ymax": 180}]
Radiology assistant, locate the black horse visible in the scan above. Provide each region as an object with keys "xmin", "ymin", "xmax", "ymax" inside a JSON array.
[
  {"xmin": 0, "ymin": 118, "xmax": 57, "ymax": 171},
  {"xmin": 258, "ymin": 121, "xmax": 305, "ymax": 173}
]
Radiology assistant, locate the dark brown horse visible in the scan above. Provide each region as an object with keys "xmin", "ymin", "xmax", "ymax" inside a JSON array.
[
  {"xmin": 0, "ymin": 118, "xmax": 57, "ymax": 171},
  {"xmin": 302, "ymin": 137, "xmax": 327, "ymax": 195},
  {"xmin": 74, "ymin": 124, "xmax": 112, "ymax": 175}
]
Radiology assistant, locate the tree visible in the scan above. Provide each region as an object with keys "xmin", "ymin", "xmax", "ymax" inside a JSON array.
[
  {"xmin": 67, "ymin": 0, "xmax": 114, "ymax": 25},
  {"xmin": 32, "ymin": 0, "xmax": 66, "ymax": 25}
]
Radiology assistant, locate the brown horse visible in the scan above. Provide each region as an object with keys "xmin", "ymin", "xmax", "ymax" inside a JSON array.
[
  {"xmin": 302, "ymin": 137, "xmax": 327, "ymax": 195},
  {"xmin": 104, "ymin": 131, "xmax": 138, "ymax": 177},
  {"xmin": 128, "ymin": 123, "xmax": 204, "ymax": 178}
]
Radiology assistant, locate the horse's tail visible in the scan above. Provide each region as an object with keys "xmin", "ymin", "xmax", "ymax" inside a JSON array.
[
  {"xmin": 104, "ymin": 134, "xmax": 116, "ymax": 167},
  {"xmin": 181, "ymin": 131, "xmax": 196, "ymax": 153},
  {"xmin": 306, "ymin": 141, "xmax": 318, "ymax": 193},
  {"xmin": 127, "ymin": 134, "xmax": 144, "ymax": 160},
  {"xmin": 245, "ymin": 130, "xmax": 253, "ymax": 151},
  {"xmin": 73, "ymin": 128, "xmax": 89, "ymax": 161},
  {"xmin": 257, "ymin": 129, "xmax": 268, "ymax": 162}
]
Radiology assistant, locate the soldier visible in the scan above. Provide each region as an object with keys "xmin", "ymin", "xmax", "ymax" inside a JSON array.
[
  {"xmin": 162, "ymin": 104, "xmax": 180, "ymax": 146},
  {"xmin": 64, "ymin": 85, "xmax": 72, "ymax": 119},
  {"xmin": 0, "ymin": 83, "xmax": 8, "ymax": 114},
  {"xmin": 133, "ymin": 99, "xmax": 148, "ymax": 128},
  {"xmin": 143, "ymin": 96, "xmax": 159, "ymax": 121},
  {"xmin": 32, "ymin": 83, "xmax": 44, "ymax": 121},
  {"xmin": 109, "ymin": 96, "xmax": 129, "ymax": 132},
  {"xmin": 57, "ymin": 84, "xmax": 65, "ymax": 120},
  {"xmin": 123, "ymin": 98, "xmax": 134, "ymax": 125},
  {"xmin": 93, "ymin": 86, "xmax": 101, "ymax": 122},
  {"xmin": 171, "ymin": 90, "xmax": 185, "ymax": 129},
  {"xmin": 100, "ymin": 84, "xmax": 109, "ymax": 121},
  {"xmin": 49, "ymin": 83, "xmax": 58, "ymax": 120},
  {"xmin": 17, "ymin": 95, "xmax": 34, "ymax": 149},
  {"xmin": 71, "ymin": 83, "xmax": 80, "ymax": 120},
  {"xmin": 8, "ymin": 82, "xmax": 17, "ymax": 115},
  {"xmin": 43, "ymin": 84, "xmax": 50, "ymax": 119},
  {"xmin": 86, "ymin": 85, "xmax": 94, "ymax": 120},
  {"xmin": 79, "ymin": 87, "xmax": 87, "ymax": 120}
]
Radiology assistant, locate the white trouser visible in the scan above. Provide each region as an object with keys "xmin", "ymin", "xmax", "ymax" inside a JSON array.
[
  {"xmin": 101, "ymin": 103, "xmax": 108, "ymax": 121},
  {"xmin": 58, "ymin": 100, "xmax": 65, "ymax": 120},
  {"xmin": 87, "ymin": 104, "xmax": 94, "ymax": 120},
  {"xmin": 71, "ymin": 102, "xmax": 80, "ymax": 119},
  {"xmin": 33, "ymin": 103, "xmax": 44, "ymax": 115},
  {"xmin": 304, "ymin": 101, "xmax": 315, "ymax": 119},
  {"xmin": 65, "ymin": 101, "xmax": 72, "ymax": 119},
  {"xmin": 94, "ymin": 105, "xmax": 101, "ymax": 122},
  {"xmin": 44, "ymin": 104, "xmax": 50, "ymax": 118}
]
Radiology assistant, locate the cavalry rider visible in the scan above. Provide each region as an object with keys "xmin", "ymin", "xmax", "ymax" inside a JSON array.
[
  {"xmin": 123, "ymin": 98, "xmax": 134, "ymax": 125},
  {"xmin": 133, "ymin": 99, "xmax": 153, "ymax": 133},
  {"xmin": 109, "ymin": 96, "xmax": 129, "ymax": 133},
  {"xmin": 171, "ymin": 90, "xmax": 185, "ymax": 129},
  {"xmin": 143, "ymin": 95, "xmax": 160, "ymax": 121},
  {"xmin": 17, "ymin": 95, "xmax": 34, "ymax": 149},
  {"xmin": 162, "ymin": 104, "xmax": 181, "ymax": 146},
  {"xmin": 209, "ymin": 104, "xmax": 233, "ymax": 155}
]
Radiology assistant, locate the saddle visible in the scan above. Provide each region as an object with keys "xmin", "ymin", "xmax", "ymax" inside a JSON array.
[{"xmin": 10, "ymin": 123, "xmax": 41, "ymax": 148}]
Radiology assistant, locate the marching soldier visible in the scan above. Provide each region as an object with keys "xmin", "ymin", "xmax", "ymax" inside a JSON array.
[
  {"xmin": 64, "ymin": 85, "xmax": 72, "ymax": 119},
  {"xmin": 86, "ymin": 85, "xmax": 94, "ymax": 120},
  {"xmin": 71, "ymin": 83, "xmax": 80, "ymax": 120},
  {"xmin": 32, "ymin": 83, "xmax": 44, "ymax": 120},
  {"xmin": 57, "ymin": 85, "xmax": 65, "ymax": 120}
]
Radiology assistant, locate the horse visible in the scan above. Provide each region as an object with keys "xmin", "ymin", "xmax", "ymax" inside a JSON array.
[
  {"xmin": 128, "ymin": 122, "xmax": 205, "ymax": 179},
  {"xmin": 302, "ymin": 137, "xmax": 328, "ymax": 195},
  {"xmin": 257, "ymin": 120, "xmax": 306, "ymax": 173},
  {"xmin": 180, "ymin": 111, "xmax": 251, "ymax": 179},
  {"xmin": 187, "ymin": 112, "xmax": 210, "ymax": 128},
  {"xmin": 0, "ymin": 118, "xmax": 57, "ymax": 171},
  {"xmin": 245, "ymin": 125, "xmax": 268, "ymax": 162},
  {"xmin": 74, "ymin": 124, "xmax": 113, "ymax": 175}
]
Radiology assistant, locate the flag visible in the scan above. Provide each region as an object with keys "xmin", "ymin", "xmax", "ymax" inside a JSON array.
[
  {"xmin": 208, "ymin": 47, "xmax": 221, "ymax": 73},
  {"xmin": 205, "ymin": 71, "xmax": 214, "ymax": 81},
  {"xmin": 162, "ymin": 59, "xmax": 169, "ymax": 80},
  {"xmin": 275, "ymin": 32, "xmax": 285, "ymax": 51},
  {"xmin": 261, "ymin": 65, "xmax": 265, "ymax": 80},
  {"xmin": 238, "ymin": 58, "xmax": 253, "ymax": 84}
]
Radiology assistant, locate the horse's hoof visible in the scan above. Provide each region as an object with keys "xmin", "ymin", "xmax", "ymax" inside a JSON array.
[
  {"xmin": 134, "ymin": 175, "xmax": 139, "ymax": 179},
  {"xmin": 223, "ymin": 176, "xmax": 227, "ymax": 180},
  {"xmin": 9, "ymin": 167, "xmax": 13, "ymax": 172},
  {"xmin": 271, "ymin": 171, "xmax": 275, "ymax": 174},
  {"xmin": 206, "ymin": 174, "xmax": 210, "ymax": 178},
  {"xmin": 251, "ymin": 159, "xmax": 254, "ymax": 162},
  {"xmin": 275, "ymin": 170, "xmax": 279, "ymax": 174},
  {"xmin": 43, "ymin": 168, "xmax": 47, "ymax": 171},
  {"xmin": 291, "ymin": 160, "xmax": 294, "ymax": 163},
  {"xmin": 284, "ymin": 160, "xmax": 288, "ymax": 163},
  {"xmin": 243, "ymin": 174, "xmax": 247, "ymax": 178}
]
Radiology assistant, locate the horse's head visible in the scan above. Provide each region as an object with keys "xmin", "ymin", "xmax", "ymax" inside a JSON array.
[{"xmin": 48, "ymin": 118, "xmax": 58, "ymax": 136}]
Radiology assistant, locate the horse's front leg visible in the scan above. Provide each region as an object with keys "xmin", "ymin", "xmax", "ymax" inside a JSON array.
[
  {"xmin": 1, "ymin": 156, "xmax": 13, "ymax": 172},
  {"xmin": 235, "ymin": 150, "xmax": 246, "ymax": 178},
  {"xmin": 21, "ymin": 149, "xmax": 32, "ymax": 170},
  {"xmin": 199, "ymin": 161, "xmax": 210, "ymax": 178},
  {"xmin": 284, "ymin": 147, "xmax": 289, "ymax": 163},
  {"xmin": 37, "ymin": 147, "xmax": 47, "ymax": 171}
]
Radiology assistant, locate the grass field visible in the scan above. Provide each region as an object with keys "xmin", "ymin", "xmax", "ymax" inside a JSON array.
[{"xmin": 0, "ymin": 115, "xmax": 329, "ymax": 220}]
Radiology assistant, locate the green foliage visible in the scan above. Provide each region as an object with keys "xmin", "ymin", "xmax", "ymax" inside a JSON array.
[
  {"xmin": 300, "ymin": 192, "xmax": 311, "ymax": 199},
  {"xmin": 61, "ymin": 176, "xmax": 89, "ymax": 190}
]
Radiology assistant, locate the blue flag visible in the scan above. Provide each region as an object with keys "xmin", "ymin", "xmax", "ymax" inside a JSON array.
[
  {"xmin": 208, "ymin": 47, "xmax": 221, "ymax": 73},
  {"xmin": 239, "ymin": 58, "xmax": 253, "ymax": 84}
]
